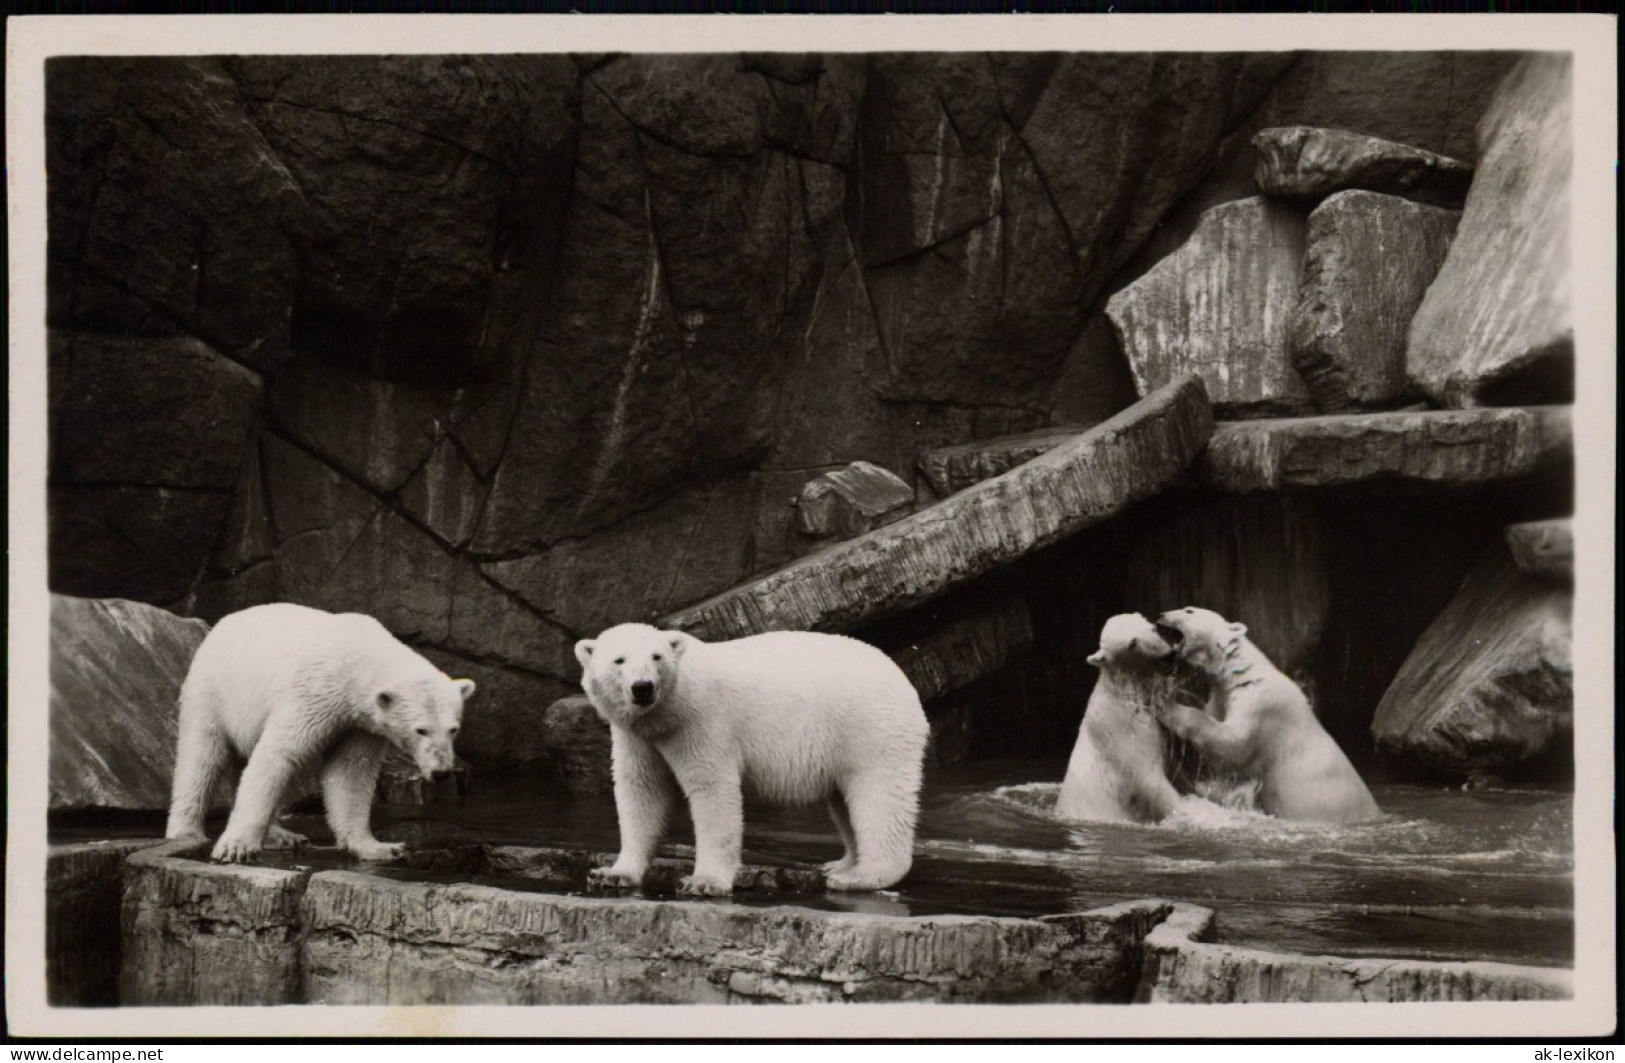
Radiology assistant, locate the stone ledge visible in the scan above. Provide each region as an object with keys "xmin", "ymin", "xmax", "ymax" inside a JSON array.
[
  {"xmin": 663, "ymin": 376, "xmax": 1214, "ymax": 640},
  {"xmin": 1138, "ymin": 900, "xmax": 1571, "ymax": 1003},
  {"xmin": 1191, "ymin": 406, "xmax": 1572, "ymax": 493}
]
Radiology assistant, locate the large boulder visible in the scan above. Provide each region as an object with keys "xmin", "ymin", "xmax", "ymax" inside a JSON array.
[
  {"xmin": 1505, "ymin": 518, "xmax": 1573, "ymax": 585},
  {"xmin": 1108, "ymin": 198, "xmax": 1311, "ymax": 419},
  {"xmin": 1253, "ymin": 126, "xmax": 1474, "ymax": 208},
  {"xmin": 859, "ymin": 53, "xmax": 1286, "ymax": 409},
  {"xmin": 1290, "ymin": 191, "xmax": 1459, "ymax": 411},
  {"xmin": 1406, "ymin": 55, "xmax": 1573, "ymax": 408},
  {"xmin": 49, "ymin": 595, "xmax": 210, "ymax": 811},
  {"xmin": 1372, "ymin": 542, "xmax": 1572, "ymax": 783}
]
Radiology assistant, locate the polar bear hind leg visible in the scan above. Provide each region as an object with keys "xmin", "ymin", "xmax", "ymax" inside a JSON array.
[
  {"xmin": 826, "ymin": 766, "xmax": 919, "ymax": 892},
  {"xmin": 821, "ymin": 791, "xmax": 859, "ymax": 876},
  {"xmin": 165, "ymin": 688, "xmax": 230, "ymax": 843}
]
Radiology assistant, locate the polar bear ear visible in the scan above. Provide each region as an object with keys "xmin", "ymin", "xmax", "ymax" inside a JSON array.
[
  {"xmin": 1228, "ymin": 621, "xmax": 1248, "ymax": 637},
  {"xmin": 454, "ymin": 678, "xmax": 477, "ymax": 702},
  {"xmin": 665, "ymin": 631, "xmax": 697, "ymax": 661},
  {"xmin": 1086, "ymin": 649, "xmax": 1106, "ymax": 668},
  {"xmin": 573, "ymin": 639, "xmax": 596, "ymax": 670},
  {"xmin": 375, "ymin": 690, "xmax": 395, "ymax": 711}
]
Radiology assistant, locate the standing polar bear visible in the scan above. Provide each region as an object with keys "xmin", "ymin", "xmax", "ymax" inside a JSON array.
[
  {"xmin": 1151, "ymin": 607, "xmax": 1381, "ymax": 824},
  {"xmin": 576, "ymin": 623, "xmax": 929, "ymax": 895},
  {"xmin": 1056, "ymin": 613, "xmax": 1188, "ymax": 824},
  {"xmin": 166, "ymin": 603, "xmax": 475, "ymax": 863}
]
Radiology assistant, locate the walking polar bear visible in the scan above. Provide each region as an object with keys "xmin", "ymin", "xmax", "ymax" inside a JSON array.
[
  {"xmin": 1151, "ymin": 607, "xmax": 1381, "ymax": 824},
  {"xmin": 575, "ymin": 623, "xmax": 929, "ymax": 895},
  {"xmin": 166, "ymin": 603, "xmax": 475, "ymax": 863},
  {"xmin": 1055, "ymin": 613, "xmax": 1188, "ymax": 824}
]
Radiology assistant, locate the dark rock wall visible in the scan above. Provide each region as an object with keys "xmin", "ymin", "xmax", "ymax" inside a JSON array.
[{"xmin": 47, "ymin": 52, "xmax": 1521, "ymax": 771}]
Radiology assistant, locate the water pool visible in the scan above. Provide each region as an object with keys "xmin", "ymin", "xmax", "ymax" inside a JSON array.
[{"xmin": 55, "ymin": 759, "xmax": 1571, "ymax": 970}]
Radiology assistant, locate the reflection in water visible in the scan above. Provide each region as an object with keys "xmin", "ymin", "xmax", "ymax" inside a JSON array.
[{"xmin": 58, "ymin": 757, "xmax": 1570, "ymax": 970}]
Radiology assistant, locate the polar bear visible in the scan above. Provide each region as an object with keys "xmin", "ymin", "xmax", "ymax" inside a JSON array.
[
  {"xmin": 165, "ymin": 603, "xmax": 475, "ymax": 863},
  {"xmin": 1151, "ymin": 607, "xmax": 1381, "ymax": 824},
  {"xmin": 575, "ymin": 623, "xmax": 929, "ymax": 895},
  {"xmin": 1055, "ymin": 614, "xmax": 1187, "ymax": 824}
]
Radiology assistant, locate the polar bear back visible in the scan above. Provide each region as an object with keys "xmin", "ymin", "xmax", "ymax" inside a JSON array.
[
  {"xmin": 670, "ymin": 631, "xmax": 926, "ymax": 804},
  {"xmin": 185, "ymin": 603, "xmax": 432, "ymax": 755}
]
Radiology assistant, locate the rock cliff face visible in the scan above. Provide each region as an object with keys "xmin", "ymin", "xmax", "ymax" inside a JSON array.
[{"xmin": 46, "ymin": 52, "xmax": 1556, "ymax": 775}]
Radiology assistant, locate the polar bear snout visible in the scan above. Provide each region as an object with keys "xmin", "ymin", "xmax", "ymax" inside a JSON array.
[{"xmin": 630, "ymin": 679, "xmax": 657, "ymax": 706}]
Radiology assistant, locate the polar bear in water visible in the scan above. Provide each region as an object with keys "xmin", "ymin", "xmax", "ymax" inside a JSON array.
[
  {"xmin": 1055, "ymin": 613, "xmax": 1192, "ymax": 824},
  {"xmin": 1152, "ymin": 606, "xmax": 1381, "ymax": 824}
]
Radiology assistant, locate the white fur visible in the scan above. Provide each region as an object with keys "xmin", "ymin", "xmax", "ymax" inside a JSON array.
[
  {"xmin": 1055, "ymin": 613, "xmax": 1185, "ymax": 824},
  {"xmin": 1152, "ymin": 606, "xmax": 1381, "ymax": 825},
  {"xmin": 165, "ymin": 603, "xmax": 475, "ymax": 863},
  {"xmin": 575, "ymin": 623, "xmax": 928, "ymax": 895}
]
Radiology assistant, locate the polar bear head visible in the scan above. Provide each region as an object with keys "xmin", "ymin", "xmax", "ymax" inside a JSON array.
[
  {"xmin": 1087, "ymin": 613, "xmax": 1177, "ymax": 671},
  {"xmin": 371, "ymin": 671, "xmax": 475, "ymax": 781},
  {"xmin": 575, "ymin": 623, "xmax": 697, "ymax": 727},
  {"xmin": 1154, "ymin": 606, "xmax": 1248, "ymax": 675}
]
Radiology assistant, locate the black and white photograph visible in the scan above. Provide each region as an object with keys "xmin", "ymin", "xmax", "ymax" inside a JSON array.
[{"xmin": 6, "ymin": 13, "xmax": 1616, "ymax": 1041}]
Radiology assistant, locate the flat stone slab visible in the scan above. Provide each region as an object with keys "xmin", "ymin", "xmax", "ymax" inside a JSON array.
[
  {"xmin": 918, "ymin": 426, "xmax": 1097, "ymax": 498},
  {"xmin": 890, "ymin": 596, "xmax": 1035, "ymax": 704},
  {"xmin": 1372, "ymin": 541, "xmax": 1572, "ymax": 783},
  {"xmin": 1505, "ymin": 517, "xmax": 1573, "ymax": 584},
  {"xmin": 1407, "ymin": 56, "xmax": 1573, "ymax": 408},
  {"xmin": 1108, "ymin": 198, "xmax": 1312, "ymax": 420},
  {"xmin": 794, "ymin": 460, "xmax": 914, "ymax": 539},
  {"xmin": 1139, "ymin": 903, "xmax": 1571, "ymax": 1003},
  {"xmin": 1290, "ymin": 190, "xmax": 1459, "ymax": 412},
  {"xmin": 1192, "ymin": 406, "xmax": 1572, "ymax": 493},
  {"xmin": 50, "ymin": 594, "xmax": 210, "ymax": 811},
  {"xmin": 1253, "ymin": 126, "xmax": 1475, "ymax": 208},
  {"xmin": 662, "ymin": 376, "xmax": 1213, "ymax": 640}
]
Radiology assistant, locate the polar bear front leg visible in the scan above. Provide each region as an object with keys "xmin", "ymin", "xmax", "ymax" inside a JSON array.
[
  {"xmin": 212, "ymin": 719, "xmax": 311, "ymax": 864},
  {"xmin": 588, "ymin": 727, "xmax": 677, "ymax": 890},
  {"xmin": 1152, "ymin": 701, "xmax": 1256, "ymax": 770},
  {"xmin": 680, "ymin": 774, "xmax": 744, "ymax": 897},
  {"xmin": 321, "ymin": 731, "xmax": 400, "ymax": 862}
]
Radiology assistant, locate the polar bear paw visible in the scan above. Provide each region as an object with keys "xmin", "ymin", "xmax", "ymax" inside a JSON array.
[
  {"xmin": 821, "ymin": 856, "xmax": 857, "ymax": 876},
  {"xmin": 211, "ymin": 833, "xmax": 262, "ymax": 864},
  {"xmin": 677, "ymin": 873, "xmax": 734, "ymax": 897},
  {"xmin": 586, "ymin": 867, "xmax": 642, "ymax": 891},
  {"xmin": 349, "ymin": 840, "xmax": 406, "ymax": 862},
  {"xmin": 825, "ymin": 866, "xmax": 900, "ymax": 892},
  {"xmin": 264, "ymin": 823, "xmax": 311, "ymax": 850}
]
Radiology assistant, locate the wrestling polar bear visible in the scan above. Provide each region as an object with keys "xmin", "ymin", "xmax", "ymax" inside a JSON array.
[
  {"xmin": 166, "ymin": 603, "xmax": 475, "ymax": 863},
  {"xmin": 1055, "ymin": 613, "xmax": 1188, "ymax": 824},
  {"xmin": 576, "ymin": 623, "xmax": 929, "ymax": 895},
  {"xmin": 1152, "ymin": 607, "xmax": 1381, "ymax": 824}
]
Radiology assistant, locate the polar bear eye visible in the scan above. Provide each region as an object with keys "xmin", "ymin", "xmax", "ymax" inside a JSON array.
[
  {"xmin": 652, "ymin": 653, "xmax": 663, "ymax": 661},
  {"xmin": 613, "ymin": 656, "xmax": 626, "ymax": 665},
  {"xmin": 415, "ymin": 727, "xmax": 429, "ymax": 737},
  {"xmin": 448, "ymin": 726, "xmax": 459, "ymax": 736}
]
